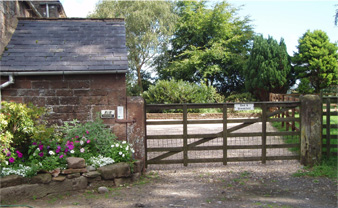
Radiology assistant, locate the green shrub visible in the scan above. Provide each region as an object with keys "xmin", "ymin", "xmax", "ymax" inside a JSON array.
[
  {"xmin": 142, "ymin": 79, "xmax": 224, "ymax": 112},
  {"xmin": 0, "ymin": 101, "xmax": 55, "ymax": 166},
  {"xmin": 225, "ymin": 92, "xmax": 257, "ymax": 103}
]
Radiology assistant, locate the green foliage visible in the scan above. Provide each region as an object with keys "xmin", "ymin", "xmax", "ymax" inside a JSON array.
[
  {"xmin": 142, "ymin": 79, "xmax": 224, "ymax": 107},
  {"xmin": 90, "ymin": 0, "xmax": 177, "ymax": 91},
  {"xmin": 225, "ymin": 92, "xmax": 257, "ymax": 103},
  {"xmin": 244, "ymin": 35, "xmax": 292, "ymax": 101},
  {"xmin": 293, "ymin": 156, "xmax": 337, "ymax": 179},
  {"xmin": 293, "ymin": 30, "xmax": 338, "ymax": 93},
  {"xmin": 158, "ymin": 1, "xmax": 253, "ymax": 95},
  {"xmin": 0, "ymin": 101, "xmax": 55, "ymax": 165}
]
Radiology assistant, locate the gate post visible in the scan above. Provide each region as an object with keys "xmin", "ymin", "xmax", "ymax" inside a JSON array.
[{"xmin": 300, "ymin": 95, "xmax": 322, "ymax": 166}]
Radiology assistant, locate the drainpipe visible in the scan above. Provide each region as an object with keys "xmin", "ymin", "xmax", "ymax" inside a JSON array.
[{"xmin": 0, "ymin": 75, "xmax": 14, "ymax": 109}]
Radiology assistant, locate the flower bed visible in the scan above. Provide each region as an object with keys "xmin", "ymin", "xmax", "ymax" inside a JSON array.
[{"xmin": 0, "ymin": 101, "xmax": 137, "ymax": 179}]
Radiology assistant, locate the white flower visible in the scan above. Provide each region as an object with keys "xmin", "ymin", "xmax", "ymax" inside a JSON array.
[
  {"xmin": 111, "ymin": 144, "xmax": 114, "ymax": 148},
  {"xmin": 39, "ymin": 162, "xmax": 42, "ymax": 167},
  {"xmin": 131, "ymin": 148, "xmax": 135, "ymax": 153},
  {"xmin": 5, "ymin": 161, "xmax": 8, "ymax": 165},
  {"xmin": 122, "ymin": 154, "xmax": 125, "ymax": 157},
  {"xmin": 80, "ymin": 140, "xmax": 84, "ymax": 145},
  {"xmin": 126, "ymin": 146, "xmax": 129, "ymax": 151},
  {"xmin": 119, "ymin": 151, "xmax": 122, "ymax": 155},
  {"xmin": 49, "ymin": 151, "xmax": 55, "ymax": 155},
  {"xmin": 80, "ymin": 148, "xmax": 85, "ymax": 153},
  {"xmin": 70, "ymin": 150, "xmax": 75, "ymax": 154},
  {"xmin": 115, "ymin": 144, "xmax": 119, "ymax": 147},
  {"xmin": 33, "ymin": 153, "xmax": 36, "ymax": 156},
  {"xmin": 122, "ymin": 141, "xmax": 126, "ymax": 144},
  {"xmin": 36, "ymin": 148, "xmax": 40, "ymax": 152}
]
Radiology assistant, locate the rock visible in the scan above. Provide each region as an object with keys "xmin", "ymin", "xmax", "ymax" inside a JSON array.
[
  {"xmin": 66, "ymin": 157, "xmax": 86, "ymax": 169},
  {"xmin": 98, "ymin": 162, "xmax": 131, "ymax": 180},
  {"xmin": 133, "ymin": 160, "xmax": 143, "ymax": 173},
  {"xmin": 98, "ymin": 186, "xmax": 109, "ymax": 194},
  {"xmin": 83, "ymin": 171, "xmax": 101, "ymax": 178},
  {"xmin": 114, "ymin": 177, "xmax": 132, "ymax": 186},
  {"xmin": 31, "ymin": 173, "xmax": 52, "ymax": 184},
  {"xmin": 0, "ymin": 177, "xmax": 88, "ymax": 201},
  {"xmin": 132, "ymin": 173, "xmax": 141, "ymax": 181},
  {"xmin": 86, "ymin": 166, "xmax": 96, "ymax": 172},
  {"xmin": 49, "ymin": 168, "xmax": 61, "ymax": 177},
  {"xmin": 135, "ymin": 203, "xmax": 145, "ymax": 207},
  {"xmin": 61, "ymin": 168, "xmax": 87, "ymax": 174},
  {"xmin": 0, "ymin": 175, "xmax": 23, "ymax": 188},
  {"xmin": 88, "ymin": 176, "xmax": 102, "ymax": 183},
  {"xmin": 52, "ymin": 176, "xmax": 66, "ymax": 182},
  {"xmin": 66, "ymin": 173, "xmax": 81, "ymax": 179}
]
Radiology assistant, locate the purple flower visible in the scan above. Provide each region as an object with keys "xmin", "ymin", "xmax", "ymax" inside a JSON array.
[
  {"xmin": 57, "ymin": 146, "xmax": 61, "ymax": 149},
  {"xmin": 47, "ymin": 146, "xmax": 50, "ymax": 150},
  {"xmin": 56, "ymin": 149, "xmax": 60, "ymax": 153},
  {"xmin": 59, "ymin": 154, "xmax": 64, "ymax": 159},
  {"xmin": 38, "ymin": 152, "xmax": 44, "ymax": 157},
  {"xmin": 9, "ymin": 157, "xmax": 15, "ymax": 163},
  {"xmin": 68, "ymin": 145, "xmax": 74, "ymax": 150},
  {"xmin": 16, "ymin": 151, "xmax": 23, "ymax": 158},
  {"xmin": 6, "ymin": 151, "xmax": 11, "ymax": 157},
  {"xmin": 32, "ymin": 142, "xmax": 37, "ymax": 145},
  {"xmin": 75, "ymin": 136, "xmax": 79, "ymax": 139},
  {"xmin": 38, "ymin": 145, "xmax": 43, "ymax": 151},
  {"xmin": 64, "ymin": 148, "xmax": 69, "ymax": 153}
]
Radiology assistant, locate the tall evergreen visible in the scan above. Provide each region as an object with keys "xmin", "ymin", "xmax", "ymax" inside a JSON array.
[
  {"xmin": 244, "ymin": 35, "xmax": 292, "ymax": 101},
  {"xmin": 293, "ymin": 30, "xmax": 338, "ymax": 93}
]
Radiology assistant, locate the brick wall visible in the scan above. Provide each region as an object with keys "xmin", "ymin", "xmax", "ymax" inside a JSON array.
[{"xmin": 0, "ymin": 74, "xmax": 128, "ymax": 140}]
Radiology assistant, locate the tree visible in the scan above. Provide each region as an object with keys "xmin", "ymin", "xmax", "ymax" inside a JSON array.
[
  {"xmin": 244, "ymin": 35, "xmax": 292, "ymax": 101},
  {"xmin": 157, "ymin": 1, "xmax": 253, "ymax": 95},
  {"xmin": 90, "ymin": 0, "xmax": 177, "ymax": 92},
  {"xmin": 293, "ymin": 30, "xmax": 338, "ymax": 93}
]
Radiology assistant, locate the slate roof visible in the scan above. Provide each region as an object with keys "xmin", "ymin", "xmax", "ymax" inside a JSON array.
[{"xmin": 0, "ymin": 18, "xmax": 128, "ymax": 73}]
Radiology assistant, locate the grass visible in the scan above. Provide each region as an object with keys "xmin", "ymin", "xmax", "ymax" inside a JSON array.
[{"xmin": 271, "ymin": 108, "xmax": 337, "ymax": 180}]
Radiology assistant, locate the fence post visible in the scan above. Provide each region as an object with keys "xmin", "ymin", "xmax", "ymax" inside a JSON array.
[
  {"xmin": 183, "ymin": 104, "xmax": 188, "ymax": 166},
  {"xmin": 300, "ymin": 95, "xmax": 322, "ymax": 166},
  {"xmin": 223, "ymin": 104, "xmax": 227, "ymax": 165},
  {"xmin": 261, "ymin": 103, "xmax": 267, "ymax": 164}
]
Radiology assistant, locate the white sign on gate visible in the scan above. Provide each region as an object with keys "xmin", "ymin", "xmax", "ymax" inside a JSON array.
[{"xmin": 234, "ymin": 103, "xmax": 254, "ymax": 111}]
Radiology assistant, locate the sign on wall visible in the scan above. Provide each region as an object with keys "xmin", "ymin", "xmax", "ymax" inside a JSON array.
[
  {"xmin": 234, "ymin": 103, "xmax": 254, "ymax": 111},
  {"xmin": 101, "ymin": 110, "xmax": 115, "ymax": 118},
  {"xmin": 117, "ymin": 106, "xmax": 124, "ymax": 119}
]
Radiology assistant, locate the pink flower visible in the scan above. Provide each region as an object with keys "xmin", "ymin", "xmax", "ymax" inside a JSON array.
[
  {"xmin": 80, "ymin": 148, "xmax": 85, "ymax": 153},
  {"xmin": 86, "ymin": 130, "xmax": 89, "ymax": 134},
  {"xmin": 6, "ymin": 151, "xmax": 11, "ymax": 157},
  {"xmin": 75, "ymin": 141, "xmax": 80, "ymax": 143},
  {"xmin": 16, "ymin": 151, "xmax": 23, "ymax": 158},
  {"xmin": 38, "ymin": 152, "xmax": 44, "ymax": 157},
  {"xmin": 56, "ymin": 149, "xmax": 60, "ymax": 153},
  {"xmin": 75, "ymin": 136, "xmax": 79, "ymax": 139},
  {"xmin": 57, "ymin": 146, "xmax": 61, "ymax": 149},
  {"xmin": 87, "ymin": 140, "xmax": 90, "ymax": 144},
  {"xmin": 9, "ymin": 157, "xmax": 15, "ymax": 163},
  {"xmin": 68, "ymin": 145, "xmax": 74, "ymax": 150},
  {"xmin": 59, "ymin": 154, "xmax": 63, "ymax": 159}
]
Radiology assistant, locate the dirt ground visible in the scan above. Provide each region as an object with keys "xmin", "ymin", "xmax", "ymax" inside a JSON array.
[{"xmin": 4, "ymin": 161, "xmax": 337, "ymax": 208}]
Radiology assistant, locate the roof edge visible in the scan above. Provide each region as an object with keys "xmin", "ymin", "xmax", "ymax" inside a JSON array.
[
  {"xmin": 0, "ymin": 70, "xmax": 128, "ymax": 76},
  {"xmin": 17, "ymin": 17, "xmax": 125, "ymax": 21}
]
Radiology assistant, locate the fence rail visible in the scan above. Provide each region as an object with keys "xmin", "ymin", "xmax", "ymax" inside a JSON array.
[{"xmin": 145, "ymin": 101, "xmax": 301, "ymax": 167}]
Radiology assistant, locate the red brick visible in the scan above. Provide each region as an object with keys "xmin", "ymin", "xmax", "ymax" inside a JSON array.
[
  {"xmin": 56, "ymin": 90, "xmax": 73, "ymax": 96},
  {"xmin": 50, "ymin": 80, "xmax": 69, "ymax": 89},
  {"xmin": 23, "ymin": 97, "xmax": 45, "ymax": 107},
  {"xmin": 2, "ymin": 97, "xmax": 23, "ymax": 103},
  {"xmin": 69, "ymin": 80, "xmax": 90, "ymax": 89},
  {"xmin": 11, "ymin": 80, "xmax": 32, "ymax": 89},
  {"xmin": 80, "ymin": 96, "xmax": 108, "ymax": 105},
  {"xmin": 39, "ymin": 90, "xmax": 56, "ymax": 96},
  {"xmin": 32, "ymin": 81, "xmax": 49, "ymax": 89},
  {"xmin": 59, "ymin": 97, "xmax": 79, "ymax": 105},
  {"xmin": 73, "ymin": 89, "xmax": 90, "ymax": 96},
  {"xmin": 46, "ymin": 97, "xmax": 59, "ymax": 105}
]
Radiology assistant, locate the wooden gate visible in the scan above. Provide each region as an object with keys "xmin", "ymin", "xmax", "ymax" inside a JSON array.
[{"xmin": 145, "ymin": 102, "xmax": 301, "ymax": 167}]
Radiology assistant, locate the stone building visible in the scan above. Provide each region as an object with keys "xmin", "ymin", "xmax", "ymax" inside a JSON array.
[
  {"xmin": 0, "ymin": 18, "xmax": 145, "ymax": 160},
  {"xmin": 0, "ymin": 0, "xmax": 66, "ymax": 54}
]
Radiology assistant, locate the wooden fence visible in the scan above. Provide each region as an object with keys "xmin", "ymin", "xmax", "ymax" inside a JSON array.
[
  {"xmin": 321, "ymin": 95, "xmax": 338, "ymax": 157},
  {"xmin": 145, "ymin": 102, "xmax": 300, "ymax": 167}
]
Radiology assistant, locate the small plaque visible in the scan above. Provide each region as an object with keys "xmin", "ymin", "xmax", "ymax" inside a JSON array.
[
  {"xmin": 101, "ymin": 110, "xmax": 115, "ymax": 118},
  {"xmin": 117, "ymin": 106, "xmax": 124, "ymax": 119},
  {"xmin": 234, "ymin": 103, "xmax": 254, "ymax": 111}
]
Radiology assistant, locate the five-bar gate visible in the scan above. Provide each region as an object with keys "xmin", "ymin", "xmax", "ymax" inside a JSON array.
[{"xmin": 145, "ymin": 102, "xmax": 301, "ymax": 167}]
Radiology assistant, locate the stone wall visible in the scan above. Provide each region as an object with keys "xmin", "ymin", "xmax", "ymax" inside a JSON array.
[
  {"xmin": 0, "ymin": 158, "xmax": 144, "ymax": 202},
  {"xmin": 0, "ymin": 1, "xmax": 34, "ymax": 54},
  {"xmin": 1, "ymin": 74, "xmax": 128, "ymax": 139}
]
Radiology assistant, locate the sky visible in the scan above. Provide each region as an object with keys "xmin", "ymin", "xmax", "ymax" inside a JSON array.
[{"xmin": 60, "ymin": 0, "xmax": 338, "ymax": 56}]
